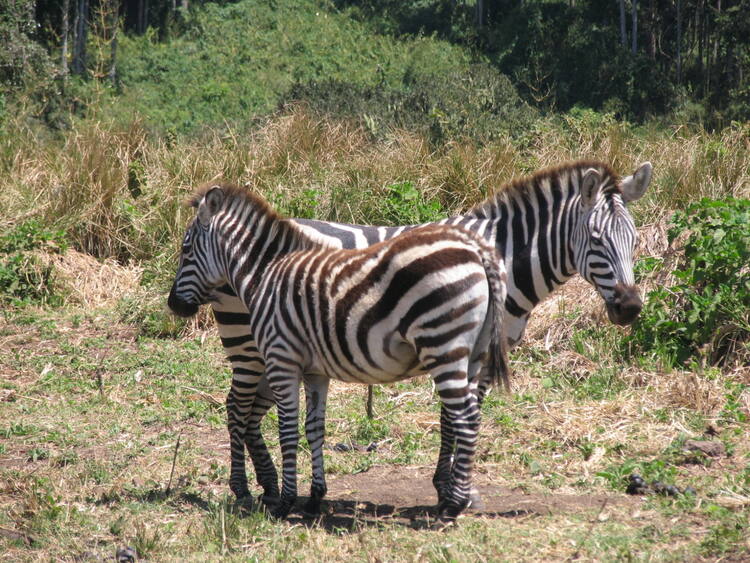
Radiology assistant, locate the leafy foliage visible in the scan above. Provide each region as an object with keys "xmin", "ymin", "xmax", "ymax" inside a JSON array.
[
  {"xmin": 284, "ymin": 63, "xmax": 538, "ymax": 145},
  {"xmin": 629, "ymin": 198, "xmax": 750, "ymax": 366},
  {"xmin": 0, "ymin": 220, "xmax": 68, "ymax": 306}
]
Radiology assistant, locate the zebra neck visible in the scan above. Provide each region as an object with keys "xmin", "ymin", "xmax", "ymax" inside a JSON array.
[
  {"xmin": 493, "ymin": 183, "xmax": 581, "ymax": 317},
  {"xmin": 216, "ymin": 206, "xmax": 318, "ymax": 300}
]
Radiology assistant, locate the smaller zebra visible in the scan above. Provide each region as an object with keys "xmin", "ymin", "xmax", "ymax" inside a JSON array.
[{"xmin": 168, "ymin": 183, "xmax": 510, "ymax": 522}]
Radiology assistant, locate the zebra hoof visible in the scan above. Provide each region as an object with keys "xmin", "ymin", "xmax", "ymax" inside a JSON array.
[
  {"xmin": 269, "ymin": 496, "xmax": 295, "ymax": 519},
  {"xmin": 436, "ymin": 497, "xmax": 469, "ymax": 523},
  {"xmin": 235, "ymin": 494, "xmax": 254, "ymax": 510}
]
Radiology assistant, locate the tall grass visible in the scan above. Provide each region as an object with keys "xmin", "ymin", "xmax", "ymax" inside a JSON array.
[{"xmin": 2, "ymin": 106, "xmax": 749, "ymax": 272}]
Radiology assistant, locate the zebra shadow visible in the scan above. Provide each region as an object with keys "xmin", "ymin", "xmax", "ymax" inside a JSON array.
[{"xmin": 284, "ymin": 497, "xmax": 535, "ymax": 532}]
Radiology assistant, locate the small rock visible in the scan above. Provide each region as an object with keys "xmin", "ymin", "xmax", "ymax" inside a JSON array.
[
  {"xmin": 663, "ymin": 485, "xmax": 680, "ymax": 497},
  {"xmin": 684, "ymin": 439, "xmax": 725, "ymax": 457},
  {"xmin": 116, "ymin": 546, "xmax": 137, "ymax": 562},
  {"xmin": 683, "ymin": 486, "xmax": 697, "ymax": 496},
  {"xmin": 332, "ymin": 442, "xmax": 353, "ymax": 452}
]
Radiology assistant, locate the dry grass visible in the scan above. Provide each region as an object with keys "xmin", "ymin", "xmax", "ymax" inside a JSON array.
[{"xmin": 3, "ymin": 107, "xmax": 749, "ymax": 269}]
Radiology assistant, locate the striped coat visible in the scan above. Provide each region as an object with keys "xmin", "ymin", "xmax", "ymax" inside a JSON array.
[{"xmin": 168, "ymin": 184, "xmax": 510, "ymax": 521}]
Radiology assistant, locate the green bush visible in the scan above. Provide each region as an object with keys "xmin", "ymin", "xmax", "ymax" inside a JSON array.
[
  {"xmin": 629, "ymin": 198, "xmax": 750, "ymax": 367},
  {"xmin": 284, "ymin": 63, "xmax": 538, "ymax": 145},
  {"xmin": 0, "ymin": 220, "xmax": 68, "ymax": 306}
]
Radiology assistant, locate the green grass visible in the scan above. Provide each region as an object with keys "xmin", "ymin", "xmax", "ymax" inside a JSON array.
[{"xmin": 1, "ymin": 301, "xmax": 748, "ymax": 560}]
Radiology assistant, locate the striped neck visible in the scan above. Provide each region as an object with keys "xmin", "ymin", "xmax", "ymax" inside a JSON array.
[
  {"xmin": 470, "ymin": 162, "xmax": 616, "ymax": 313},
  {"xmin": 210, "ymin": 193, "xmax": 323, "ymax": 297}
]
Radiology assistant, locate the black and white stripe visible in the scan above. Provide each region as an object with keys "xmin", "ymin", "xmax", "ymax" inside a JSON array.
[
  {"xmin": 168, "ymin": 184, "xmax": 510, "ymax": 521},
  {"xmin": 210, "ymin": 159, "xmax": 652, "ymax": 507}
]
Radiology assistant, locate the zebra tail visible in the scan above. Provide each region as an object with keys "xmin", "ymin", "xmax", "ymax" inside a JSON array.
[{"xmin": 480, "ymin": 246, "xmax": 512, "ymax": 393}]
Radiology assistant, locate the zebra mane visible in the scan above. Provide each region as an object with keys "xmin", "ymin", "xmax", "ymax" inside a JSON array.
[
  {"xmin": 188, "ymin": 181, "xmax": 332, "ymax": 248},
  {"xmin": 470, "ymin": 159, "xmax": 621, "ymax": 217},
  {"xmin": 189, "ymin": 182, "xmax": 281, "ymax": 219}
]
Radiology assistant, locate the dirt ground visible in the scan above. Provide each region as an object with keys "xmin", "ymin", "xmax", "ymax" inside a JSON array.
[{"xmin": 286, "ymin": 464, "xmax": 633, "ymax": 531}]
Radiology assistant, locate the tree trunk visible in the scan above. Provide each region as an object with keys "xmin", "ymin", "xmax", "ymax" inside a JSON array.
[
  {"xmin": 631, "ymin": 0, "xmax": 638, "ymax": 54},
  {"xmin": 61, "ymin": 0, "xmax": 70, "ymax": 75},
  {"xmin": 72, "ymin": 0, "xmax": 89, "ymax": 76},
  {"xmin": 677, "ymin": 0, "xmax": 682, "ymax": 83},
  {"xmin": 109, "ymin": 1, "xmax": 119, "ymax": 87},
  {"xmin": 619, "ymin": 0, "xmax": 627, "ymax": 47},
  {"xmin": 648, "ymin": 0, "xmax": 656, "ymax": 59}
]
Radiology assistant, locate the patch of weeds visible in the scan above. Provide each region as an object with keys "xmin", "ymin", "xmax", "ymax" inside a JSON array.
[
  {"xmin": 132, "ymin": 521, "xmax": 161, "ymax": 559},
  {"xmin": 27, "ymin": 447, "xmax": 49, "ymax": 462},
  {"xmin": 353, "ymin": 415, "xmax": 389, "ymax": 444},
  {"xmin": 629, "ymin": 198, "xmax": 750, "ymax": 367},
  {"xmin": 720, "ymin": 381, "xmax": 749, "ymax": 423},
  {"xmin": 573, "ymin": 367, "xmax": 626, "ymax": 400},
  {"xmin": 381, "ymin": 181, "xmax": 444, "ymax": 226},
  {"xmin": 699, "ymin": 505, "xmax": 748, "ymax": 557},
  {"xmin": 2, "ymin": 421, "xmax": 37, "ymax": 437},
  {"xmin": 394, "ymin": 431, "xmax": 429, "ymax": 464},
  {"xmin": 201, "ymin": 495, "xmax": 262, "ymax": 554},
  {"xmin": 273, "ymin": 187, "xmax": 321, "ymax": 219},
  {"xmin": 109, "ymin": 515, "xmax": 126, "ymax": 537},
  {"xmin": 51, "ymin": 450, "xmax": 79, "ymax": 467},
  {"xmin": 519, "ymin": 452, "xmax": 544, "ymax": 476},
  {"xmin": 116, "ymin": 293, "xmax": 186, "ymax": 338},
  {"xmin": 576, "ymin": 438, "xmax": 598, "ymax": 461},
  {"xmin": 0, "ymin": 220, "xmax": 68, "ymax": 307},
  {"xmin": 597, "ymin": 458, "xmax": 677, "ymax": 492}
]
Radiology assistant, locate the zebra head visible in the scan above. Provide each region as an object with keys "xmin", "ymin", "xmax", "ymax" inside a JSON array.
[
  {"xmin": 167, "ymin": 187, "xmax": 227, "ymax": 318},
  {"xmin": 573, "ymin": 162, "xmax": 652, "ymax": 326}
]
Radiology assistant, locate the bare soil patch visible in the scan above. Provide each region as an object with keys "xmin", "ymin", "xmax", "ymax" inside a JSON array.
[{"xmin": 289, "ymin": 464, "xmax": 634, "ymax": 530}]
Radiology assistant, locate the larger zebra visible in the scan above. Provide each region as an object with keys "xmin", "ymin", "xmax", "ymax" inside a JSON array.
[
  {"xmin": 210, "ymin": 159, "xmax": 653, "ymax": 507},
  {"xmin": 168, "ymin": 184, "xmax": 511, "ymax": 522}
]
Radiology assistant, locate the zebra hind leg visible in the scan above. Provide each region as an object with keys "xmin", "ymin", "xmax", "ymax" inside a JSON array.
[
  {"xmin": 435, "ymin": 390, "xmax": 481, "ymax": 524},
  {"xmin": 432, "ymin": 404, "xmax": 455, "ymax": 505}
]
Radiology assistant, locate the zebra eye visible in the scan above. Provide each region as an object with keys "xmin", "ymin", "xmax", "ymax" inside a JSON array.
[{"xmin": 590, "ymin": 232, "xmax": 603, "ymax": 245}]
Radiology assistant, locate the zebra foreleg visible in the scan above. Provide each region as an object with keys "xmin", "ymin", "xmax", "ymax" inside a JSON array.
[
  {"xmin": 226, "ymin": 375, "xmax": 260, "ymax": 505},
  {"xmin": 245, "ymin": 376, "xmax": 280, "ymax": 503},
  {"xmin": 302, "ymin": 374, "xmax": 330, "ymax": 517},
  {"xmin": 266, "ymin": 365, "xmax": 302, "ymax": 519}
]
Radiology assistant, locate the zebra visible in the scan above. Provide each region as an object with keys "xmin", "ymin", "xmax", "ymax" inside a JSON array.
[
  {"xmin": 167, "ymin": 183, "xmax": 511, "ymax": 522},
  {"xmin": 210, "ymin": 159, "xmax": 653, "ymax": 509}
]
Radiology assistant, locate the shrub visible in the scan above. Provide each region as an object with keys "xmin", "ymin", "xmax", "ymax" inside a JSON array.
[
  {"xmin": 629, "ymin": 198, "xmax": 750, "ymax": 367},
  {"xmin": 283, "ymin": 63, "xmax": 538, "ymax": 145},
  {"xmin": 0, "ymin": 220, "xmax": 68, "ymax": 306}
]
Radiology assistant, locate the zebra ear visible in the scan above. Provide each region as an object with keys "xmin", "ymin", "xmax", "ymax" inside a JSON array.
[
  {"xmin": 580, "ymin": 168, "xmax": 601, "ymax": 209},
  {"xmin": 620, "ymin": 161, "xmax": 652, "ymax": 203},
  {"xmin": 198, "ymin": 186, "xmax": 224, "ymax": 226}
]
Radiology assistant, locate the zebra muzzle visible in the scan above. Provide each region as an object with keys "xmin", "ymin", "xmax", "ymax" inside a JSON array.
[
  {"xmin": 606, "ymin": 283, "xmax": 642, "ymax": 326},
  {"xmin": 167, "ymin": 286, "xmax": 200, "ymax": 318}
]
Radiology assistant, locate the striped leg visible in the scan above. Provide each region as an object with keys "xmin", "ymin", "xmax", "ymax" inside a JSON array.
[
  {"xmin": 245, "ymin": 376, "xmax": 279, "ymax": 502},
  {"xmin": 433, "ymin": 344, "xmax": 491, "ymax": 509},
  {"xmin": 432, "ymin": 407, "xmax": 455, "ymax": 504},
  {"xmin": 265, "ymin": 363, "xmax": 303, "ymax": 519},
  {"xmin": 436, "ymin": 388, "xmax": 481, "ymax": 521},
  {"xmin": 302, "ymin": 374, "xmax": 330, "ymax": 516}
]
